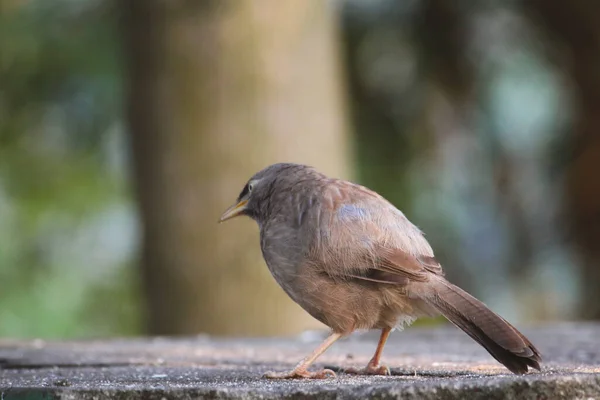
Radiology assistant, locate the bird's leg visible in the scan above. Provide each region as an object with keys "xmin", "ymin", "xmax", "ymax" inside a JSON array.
[
  {"xmin": 345, "ymin": 327, "xmax": 392, "ymax": 375},
  {"xmin": 263, "ymin": 332, "xmax": 342, "ymax": 379}
]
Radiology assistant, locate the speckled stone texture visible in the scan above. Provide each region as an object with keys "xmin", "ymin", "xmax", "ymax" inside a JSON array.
[{"xmin": 1, "ymin": 323, "xmax": 599, "ymax": 399}]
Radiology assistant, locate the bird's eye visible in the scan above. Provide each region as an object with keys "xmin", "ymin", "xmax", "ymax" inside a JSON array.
[{"xmin": 238, "ymin": 181, "xmax": 257, "ymax": 201}]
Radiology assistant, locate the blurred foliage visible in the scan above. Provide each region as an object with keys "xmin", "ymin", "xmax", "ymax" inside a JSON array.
[{"xmin": 0, "ymin": 0, "xmax": 141, "ymax": 338}]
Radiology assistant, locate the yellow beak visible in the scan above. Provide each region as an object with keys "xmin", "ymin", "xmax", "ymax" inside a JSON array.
[{"xmin": 218, "ymin": 200, "xmax": 248, "ymax": 223}]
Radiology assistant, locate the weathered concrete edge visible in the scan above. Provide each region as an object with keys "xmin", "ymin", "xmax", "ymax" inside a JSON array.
[{"xmin": 4, "ymin": 373, "xmax": 600, "ymax": 400}]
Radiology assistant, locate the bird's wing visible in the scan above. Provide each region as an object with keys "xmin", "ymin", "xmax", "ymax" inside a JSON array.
[{"xmin": 310, "ymin": 180, "xmax": 443, "ymax": 285}]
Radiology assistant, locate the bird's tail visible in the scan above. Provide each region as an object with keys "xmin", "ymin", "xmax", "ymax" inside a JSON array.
[{"xmin": 424, "ymin": 277, "xmax": 541, "ymax": 374}]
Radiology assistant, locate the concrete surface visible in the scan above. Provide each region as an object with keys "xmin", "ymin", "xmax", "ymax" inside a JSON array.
[{"xmin": 0, "ymin": 323, "xmax": 599, "ymax": 399}]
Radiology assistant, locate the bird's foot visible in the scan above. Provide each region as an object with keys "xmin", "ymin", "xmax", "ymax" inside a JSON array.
[
  {"xmin": 263, "ymin": 368, "xmax": 336, "ymax": 379},
  {"xmin": 344, "ymin": 363, "xmax": 390, "ymax": 376}
]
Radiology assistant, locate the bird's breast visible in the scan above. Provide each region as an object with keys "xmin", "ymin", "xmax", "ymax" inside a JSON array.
[{"xmin": 259, "ymin": 224, "xmax": 308, "ymax": 299}]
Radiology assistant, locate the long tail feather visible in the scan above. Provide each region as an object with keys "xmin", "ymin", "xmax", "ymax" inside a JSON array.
[{"xmin": 425, "ymin": 278, "xmax": 541, "ymax": 374}]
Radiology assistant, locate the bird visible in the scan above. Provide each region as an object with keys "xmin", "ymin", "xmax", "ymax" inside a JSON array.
[{"xmin": 219, "ymin": 163, "xmax": 541, "ymax": 379}]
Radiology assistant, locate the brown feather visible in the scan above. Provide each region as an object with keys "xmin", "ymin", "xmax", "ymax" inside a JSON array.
[{"xmin": 426, "ymin": 278, "xmax": 541, "ymax": 374}]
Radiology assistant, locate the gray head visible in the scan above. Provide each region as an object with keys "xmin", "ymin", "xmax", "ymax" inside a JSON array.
[{"xmin": 219, "ymin": 163, "xmax": 320, "ymax": 224}]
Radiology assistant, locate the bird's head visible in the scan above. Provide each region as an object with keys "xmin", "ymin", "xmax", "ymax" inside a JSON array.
[{"xmin": 219, "ymin": 163, "xmax": 315, "ymax": 224}]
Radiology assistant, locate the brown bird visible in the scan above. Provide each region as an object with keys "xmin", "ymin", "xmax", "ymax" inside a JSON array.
[{"xmin": 219, "ymin": 163, "xmax": 541, "ymax": 379}]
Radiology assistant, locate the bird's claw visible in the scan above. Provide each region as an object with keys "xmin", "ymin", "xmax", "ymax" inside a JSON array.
[
  {"xmin": 344, "ymin": 364, "xmax": 390, "ymax": 376},
  {"xmin": 263, "ymin": 368, "xmax": 337, "ymax": 379}
]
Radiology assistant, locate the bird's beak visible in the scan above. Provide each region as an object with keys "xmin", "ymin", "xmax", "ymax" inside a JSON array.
[{"xmin": 218, "ymin": 200, "xmax": 248, "ymax": 223}]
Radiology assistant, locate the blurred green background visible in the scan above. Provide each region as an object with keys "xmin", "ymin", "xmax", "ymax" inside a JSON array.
[{"xmin": 1, "ymin": 0, "xmax": 599, "ymax": 339}]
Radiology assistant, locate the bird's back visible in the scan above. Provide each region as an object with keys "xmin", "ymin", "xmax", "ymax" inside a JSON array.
[{"xmin": 312, "ymin": 179, "xmax": 436, "ymax": 262}]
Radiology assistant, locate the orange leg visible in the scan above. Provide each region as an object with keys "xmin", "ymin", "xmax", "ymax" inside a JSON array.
[
  {"xmin": 263, "ymin": 332, "xmax": 342, "ymax": 379},
  {"xmin": 346, "ymin": 327, "xmax": 392, "ymax": 375}
]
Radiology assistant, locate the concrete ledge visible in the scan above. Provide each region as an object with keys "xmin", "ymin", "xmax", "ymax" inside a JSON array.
[{"xmin": 1, "ymin": 323, "xmax": 599, "ymax": 399}]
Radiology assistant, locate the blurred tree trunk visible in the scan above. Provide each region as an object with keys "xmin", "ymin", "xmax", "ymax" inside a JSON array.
[
  {"xmin": 524, "ymin": 1, "xmax": 600, "ymax": 318},
  {"xmin": 122, "ymin": 0, "xmax": 349, "ymax": 335}
]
